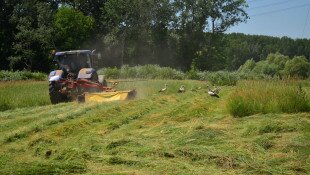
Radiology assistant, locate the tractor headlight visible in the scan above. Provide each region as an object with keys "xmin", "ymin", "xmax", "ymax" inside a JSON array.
[{"xmin": 49, "ymin": 71, "xmax": 56, "ymax": 77}]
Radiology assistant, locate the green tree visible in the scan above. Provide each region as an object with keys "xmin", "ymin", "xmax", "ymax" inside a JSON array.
[
  {"xmin": 251, "ymin": 53, "xmax": 289, "ymax": 77},
  {"xmin": 9, "ymin": 1, "xmax": 55, "ymax": 71},
  {"xmin": 104, "ymin": 0, "xmax": 155, "ymax": 66},
  {"xmin": 238, "ymin": 58, "xmax": 256, "ymax": 73},
  {"xmin": 54, "ymin": 7, "xmax": 95, "ymax": 50},
  {"xmin": 173, "ymin": 0, "xmax": 248, "ymax": 70},
  {"xmin": 0, "ymin": 0, "xmax": 19, "ymax": 70}
]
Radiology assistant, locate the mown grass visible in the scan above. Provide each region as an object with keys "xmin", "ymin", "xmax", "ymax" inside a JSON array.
[
  {"xmin": 227, "ymin": 80, "xmax": 310, "ymax": 117},
  {"xmin": 0, "ymin": 81, "xmax": 50, "ymax": 111},
  {"xmin": 0, "ymin": 80, "xmax": 309, "ymax": 174}
]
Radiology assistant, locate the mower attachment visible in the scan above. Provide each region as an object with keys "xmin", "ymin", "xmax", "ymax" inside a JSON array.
[{"xmin": 80, "ymin": 90, "xmax": 136, "ymax": 103}]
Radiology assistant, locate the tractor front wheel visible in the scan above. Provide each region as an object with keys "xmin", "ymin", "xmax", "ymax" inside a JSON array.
[{"xmin": 49, "ymin": 81, "xmax": 67, "ymax": 104}]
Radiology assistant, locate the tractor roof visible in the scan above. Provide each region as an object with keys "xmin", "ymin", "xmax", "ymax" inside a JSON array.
[{"xmin": 55, "ymin": 50, "xmax": 91, "ymax": 56}]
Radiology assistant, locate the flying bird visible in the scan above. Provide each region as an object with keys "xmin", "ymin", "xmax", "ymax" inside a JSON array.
[
  {"xmin": 178, "ymin": 85, "xmax": 186, "ymax": 93},
  {"xmin": 159, "ymin": 84, "xmax": 167, "ymax": 93},
  {"xmin": 207, "ymin": 85, "xmax": 221, "ymax": 98}
]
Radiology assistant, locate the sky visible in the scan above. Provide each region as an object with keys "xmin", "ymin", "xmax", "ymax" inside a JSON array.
[{"xmin": 227, "ymin": 0, "xmax": 310, "ymax": 39}]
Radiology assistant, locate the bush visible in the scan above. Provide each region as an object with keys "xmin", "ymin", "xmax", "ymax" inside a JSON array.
[
  {"xmin": 238, "ymin": 59, "xmax": 256, "ymax": 73},
  {"xmin": 120, "ymin": 65, "xmax": 138, "ymax": 78},
  {"xmin": 238, "ymin": 53, "xmax": 309, "ymax": 79},
  {"xmin": 0, "ymin": 71, "xmax": 47, "ymax": 81},
  {"xmin": 227, "ymin": 81, "xmax": 310, "ymax": 117},
  {"xmin": 186, "ymin": 69, "xmax": 201, "ymax": 80},
  {"xmin": 98, "ymin": 65, "xmax": 185, "ymax": 80},
  {"xmin": 203, "ymin": 71, "xmax": 239, "ymax": 86},
  {"xmin": 283, "ymin": 56, "xmax": 310, "ymax": 79},
  {"xmin": 97, "ymin": 67, "xmax": 120, "ymax": 79}
]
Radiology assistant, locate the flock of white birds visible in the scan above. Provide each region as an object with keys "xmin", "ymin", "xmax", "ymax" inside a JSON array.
[{"xmin": 158, "ymin": 84, "xmax": 221, "ymax": 98}]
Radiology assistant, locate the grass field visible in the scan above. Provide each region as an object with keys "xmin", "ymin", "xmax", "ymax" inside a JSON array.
[
  {"xmin": 0, "ymin": 80, "xmax": 309, "ymax": 174},
  {"xmin": 0, "ymin": 81, "xmax": 50, "ymax": 111}
]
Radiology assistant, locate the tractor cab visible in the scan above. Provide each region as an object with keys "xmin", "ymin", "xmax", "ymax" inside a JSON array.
[{"xmin": 54, "ymin": 50, "xmax": 92, "ymax": 74}]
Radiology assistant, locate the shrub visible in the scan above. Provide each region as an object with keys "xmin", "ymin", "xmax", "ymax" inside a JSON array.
[
  {"xmin": 283, "ymin": 56, "xmax": 310, "ymax": 79},
  {"xmin": 186, "ymin": 69, "xmax": 201, "ymax": 80},
  {"xmin": 120, "ymin": 65, "xmax": 138, "ymax": 79},
  {"xmin": 227, "ymin": 81, "xmax": 310, "ymax": 117},
  {"xmin": 157, "ymin": 66, "xmax": 185, "ymax": 80},
  {"xmin": 0, "ymin": 71, "xmax": 46, "ymax": 81},
  {"xmin": 238, "ymin": 59, "xmax": 256, "ymax": 73},
  {"xmin": 205, "ymin": 71, "xmax": 239, "ymax": 86},
  {"xmin": 98, "ymin": 65, "xmax": 185, "ymax": 80},
  {"xmin": 98, "ymin": 67, "xmax": 120, "ymax": 79},
  {"xmin": 238, "ymin": 53, "xmax": 309, "ymax": 79}
]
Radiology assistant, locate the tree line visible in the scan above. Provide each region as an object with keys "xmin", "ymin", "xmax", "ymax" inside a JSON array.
[{"xmin": 0, "ymin": 0, "xmax": 309, "ymax": 73}]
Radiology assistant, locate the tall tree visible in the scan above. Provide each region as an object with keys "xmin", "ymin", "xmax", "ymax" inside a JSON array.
[
  {"xmin": 9, "ymin": 0, "xmax": 55, "ymax": 71},
  {"xmin": 104, "ymin": 0, "xmax": 155, "ymax": 66},
  {"xmin": 54, "ymin": 7, "xmax": 95, "ymax": 50},
  {"xmin": 0, "ymin": 0, "xmax": 19, "ymax": 70},
  {"xmin": 173, "ymin": 0, "xmax": 248, "ymax": 70}
]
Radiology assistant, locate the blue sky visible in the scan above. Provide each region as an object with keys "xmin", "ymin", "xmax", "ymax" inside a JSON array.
[{"xmin": 227, "ymin": 0, "xmax": 310, "ymax": 39}]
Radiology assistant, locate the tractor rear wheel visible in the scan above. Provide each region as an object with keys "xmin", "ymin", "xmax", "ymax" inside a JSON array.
[{"xmin": 49, "ymin": 81, "xmax": 67, "ymax": 104}]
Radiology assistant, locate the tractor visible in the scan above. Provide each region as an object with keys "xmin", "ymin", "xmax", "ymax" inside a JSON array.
[{"xmin": 48, "ymin": 50, "xmax": 136, "ymax": 104}]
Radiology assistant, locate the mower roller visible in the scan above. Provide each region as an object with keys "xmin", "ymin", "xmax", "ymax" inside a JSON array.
[{"xmin": 48, "ymin": 50, "xmax": 136, "ymax": 104}]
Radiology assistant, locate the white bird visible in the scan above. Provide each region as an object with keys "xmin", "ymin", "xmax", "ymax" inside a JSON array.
[
  {"xmin": 159, "ymin": 84, "xmax": 167, "ymax": 93},
  {"xmin": 178, "ymin": 85, "xmax": 186, "ymax": 93},
  {"xmin": 207, "ymin": 85, "xmax": 221, "ymax": 98}
]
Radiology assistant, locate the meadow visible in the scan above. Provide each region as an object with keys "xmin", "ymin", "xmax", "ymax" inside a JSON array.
[
  {"xmin": 0, "ymin": 81, "xmax": 50, "ymax": 111},
  {"xmin": 0, "ymin": 80, "xmax": 309, "ymax": 174}
]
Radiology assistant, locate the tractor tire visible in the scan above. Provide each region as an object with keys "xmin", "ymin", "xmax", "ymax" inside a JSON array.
[{"xmin": 49, "ymin": 81, "xmax": 67, "ymax": 104}]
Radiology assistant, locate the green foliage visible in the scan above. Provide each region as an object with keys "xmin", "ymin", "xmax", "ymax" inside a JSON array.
[
  {"xmin": 54, "ymin": 7, "xmax": 95, "ymax": 50},
  {"xmin": 0, "ymin": 71, "xmax": 46, "ymax": 81},
  {"xmin": 9, "ymin": 1, "xmax": 54, "ymax": 72},
  {"xmin": 98, "ymin": 67, "xmax": 120, "ymax": 79},
  {"xmin": 2, "ymin": 1, "xmax": 310, "ymax": 73},
  {"xmin": 227, "ymin": 81, "xmax": 310, "ymax": 117},
  {"xmin": 238, "ymin": 59, "xmax": 256, "ymax": 73},
  {"xmin": 238, "ymin": 53, "xmax": 310, "ymax": 79},
  {"xmin": 199, "ymin": 71, "xmax": 239, "ymax": 86},
  {"xmin": 98, "ymin": 65, "xmax": 185, "ymax": 80},
  {"xmin": 284, "ymin": 56, "xmax": 310, "ymax": 78}
]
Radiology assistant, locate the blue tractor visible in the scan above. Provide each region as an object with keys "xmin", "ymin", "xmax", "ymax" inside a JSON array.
[{"xmin": 48, "ymin": 50, "xmax": 107, "ymax": 104}]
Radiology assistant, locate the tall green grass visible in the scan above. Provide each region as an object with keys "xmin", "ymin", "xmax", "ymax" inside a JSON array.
[
  {"xmin": 0, "ymin": 71, "xmax": 47, "ymax": 81},
  {"xmin": 99, "ymin": 65, "xmax": 239, "ymax": 86},
  {"xmin": 227, "ymin": 81, "xmax": 310, "ymax": 117},
  {"xmin": 200, "ymin": 71, "xmax": 239, "ymax": 86},
  {"xmin": 0, "ymin": 81, "xmax": 50, "ymax": 111},
  {"xmin": 98, "ymin": 65, "xmax": 185, "ymax": 80}
]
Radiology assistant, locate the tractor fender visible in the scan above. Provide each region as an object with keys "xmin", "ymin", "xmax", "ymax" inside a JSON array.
[
  {"xmin": 78, "ymin": 68, "xmax": 97, "ymax": 79},
  {"xmin": 48, "ymin": 70, "xmax": 63, "ymax": 82}
]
